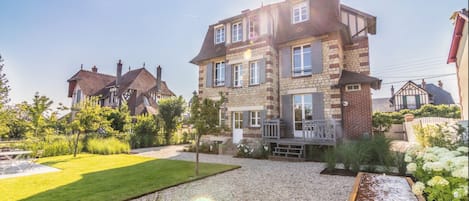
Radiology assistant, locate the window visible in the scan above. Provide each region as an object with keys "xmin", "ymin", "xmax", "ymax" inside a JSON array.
[
  {"xmin": 214, "ymin": 61, "xmax": 225, "ymax": 86},
  {"xmin": 293, "ymin": 94, "xmax": 313, "ymax": 134},
  {"xmin": 76, "ymin": 89, "xmax": 82, "ymax": 103},
  {"xmin": 292, "ymin": 44, "xmax": 312, "ymax": 76},
  {"xmin": 292, "ymin": 2, "xmax": 309, "ymax": 24},
  {"xmin": 215, "ymin": 26, "xmax": 225, "ymax": 44},
  {"xmin": 341, "ymin": 11, "xmax": 367, "ymax": 37},
  {"xmin": 233, "ymin": 64, "xmax": 243, "ymax": 87},
  {"xmin": 249, "ymin": 61, "xmax": 259, "ymax": 85},
  {"xmin": 345, "ymin": 84, "xmax": 361, "ymax": 92},
  {"xmin": 232, "ymin": 22, "xmax": 243, "ymax": 42},
  {"xmin": 233, "ymin": 112, "xmax": 243, "ymax": 129},
  {"xmin": 248, "ymin": 15, "xmax": 259, "ymax": 40},
  {"xmin": 219, "ymin": 108, "xmax": 226, "ymax": 126},
  {"xmin": 250, "ymin": 111, "xmax": 261, "ymax": 127}
]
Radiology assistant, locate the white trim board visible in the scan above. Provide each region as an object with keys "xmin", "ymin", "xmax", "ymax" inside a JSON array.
[
  {"xmin": 228, "ymin": 106, "xmax": 264, "ymax": 112},
  {"xmin": 286, "ymin": 88, "xmax": 317, "ymax": 95}
]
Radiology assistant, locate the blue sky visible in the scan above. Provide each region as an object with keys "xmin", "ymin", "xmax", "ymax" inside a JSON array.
[{"xmin": 0, "ymin": 0, "xmax": 466, "ymax": 110}]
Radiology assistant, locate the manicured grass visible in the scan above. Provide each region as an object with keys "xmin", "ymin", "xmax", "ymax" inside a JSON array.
[{"xmin": 0, "ymin": 154, "xmax": 239, "ymax": 201}]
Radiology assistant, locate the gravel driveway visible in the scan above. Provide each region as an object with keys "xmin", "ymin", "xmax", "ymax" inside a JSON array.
[{"xmin": 132, "ymin": 145, "xmax": 355, "ymax": 201}]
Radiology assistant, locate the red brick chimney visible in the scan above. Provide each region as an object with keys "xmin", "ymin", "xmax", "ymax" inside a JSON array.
[
  {"xmin": 156, "ymin": 65, "xmax": 162, "ymax": 92},
  {"xmin": 116, "ymin": 60, "xmax": 122, "ymax": 86},
  {"xmin": 92, "ymin": 65, "xmax": 98, "ymax": 73}
]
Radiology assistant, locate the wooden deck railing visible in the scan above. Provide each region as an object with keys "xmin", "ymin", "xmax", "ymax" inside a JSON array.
[
  {"xmin": 262, "ymin": 119, "xmax": 284, "ymax": 139},
  {"xmin": 262, "ymin": 119, "xmax": 342, "ymax": 143},
  {"xmin": 302, "ymin": 120, "xmax": 341, "ymax": 143}
]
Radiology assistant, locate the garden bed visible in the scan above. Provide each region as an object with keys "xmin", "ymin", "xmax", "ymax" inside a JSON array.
[{"xmin": 348, "ymin": 172, "xmax": 425, "ymax": 201}]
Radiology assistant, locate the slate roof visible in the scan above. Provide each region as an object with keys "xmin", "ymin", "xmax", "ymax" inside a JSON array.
[
  {"xmin": 372, "ymin": 98, "xmax": 394, "ymax": 112},
  {"xmin": 338, "ymin": 70, "xmax": 382, "ymax": 90},
  {"xmin": 418, "ymin": 83, "xmax": 455, "ymax": 105}
]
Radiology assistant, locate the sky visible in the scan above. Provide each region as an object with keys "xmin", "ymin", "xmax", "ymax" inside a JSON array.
[{"xmin": 0, "ymin": 0, "xmax": 467, "ymax": 112}]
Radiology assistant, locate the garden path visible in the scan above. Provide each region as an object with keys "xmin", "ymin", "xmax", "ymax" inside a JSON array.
[{"xmin": 132, "ymin": 145, "xmax": 355, "ymax": 201}]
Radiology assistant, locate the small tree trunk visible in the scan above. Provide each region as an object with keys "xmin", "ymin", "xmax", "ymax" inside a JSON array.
[
  {"xmin": 195, "ymin": 133, "xmax": 200, "ymax": 176},
  {"xmin": 73, "ymin": 132, "xmax": 81, "ymax": 157}
]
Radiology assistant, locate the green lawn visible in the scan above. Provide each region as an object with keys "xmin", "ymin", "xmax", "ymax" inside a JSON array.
[{"xmin": 0, "ymin": 154, "xmax": 239, "ymax": 201}]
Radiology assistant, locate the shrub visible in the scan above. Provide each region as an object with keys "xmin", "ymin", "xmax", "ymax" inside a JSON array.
[
  {"xmin": 22, "ymin": 135, "xmax": 83, "ymax": 157},
  {"xmin": 392, "ymin": 151, "xmax": 407, "ymax": 176},
  {"xmin": 406, "ymin": 145, "xmax": 469, "ymax": 201},
  {"xmin": 324, "ymin": 148, "xmax": 336, "ymax": 171},
  {"xmin": 236, "ymin": 143, "xmax": 253, "ymax": 158},
  {"xmin": 367, "ymin": 135, "xmax": 393, "ymax": 168},
  {"xmin": 372, "ymin": 104, "xmax": 461, "ymax": 126},
  {"xmin": 86, "ymin": 137, "xmax": 130, "ymax": 155},
  {"xmin": 184, "ymin": 141, "xmax": 219, "ymax": 154},
  {"xmin": 251, "ymin": 143, "xmax": 270, "ymax": 159},
  {"xmin": 131, "ymin": 114, "xmax": 160, "ymax": 148},
  {"xmin": 414, "ymin": 123, "xmax": 464, "ymax": 149}
]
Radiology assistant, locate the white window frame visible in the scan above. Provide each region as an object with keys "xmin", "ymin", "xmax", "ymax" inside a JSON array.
[
  {"xmin": 249, "ymin": 61, "xmax": 259, "ymax": 85},
  {"xmin": 292, "ymin": 44, "xmax": 312, "ymax": 76},
  {"xmin": 214, "ymin": 61, "xmax": 225, "ymax": 86},
  {"xmin": 293, "ymin": 94, "xmax": 313, "ymax": 135},
  {"xmin": 232, "ymin": 21, "xmax": 243, "ymax": 42},
  {"xmin": 292, "ymin": 1, "xmax": 309, "ymax": 24},
  {"xmin": 345, "ymin": 84, "xmax": 361, "ymax": 92},
  {"xmin": 233, "ymin": 64, "xmax": 243, "ymax": 87},
  {"xmin": 250, "ymin": 111, "xmax": 261, "ymax": 127},
  {"xmin": 214, "ymin": 25, "xmax": 225, "ymax": 44}
]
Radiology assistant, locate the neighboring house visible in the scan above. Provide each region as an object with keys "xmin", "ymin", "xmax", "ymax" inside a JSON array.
[
  {"xmin": 372, "ymin": 98, "xmax": 394, "ymax": 112},
  {"xmin": 67, "ymin": 60, "xmax": 175, "ymax": 116},
  {"xmin": 389, "ymin": 80, "xmax": 454, "ymax": 111},
  {"xmin": 448, "ymin": 9, "xmax": 468, "ymax": 120},
  {"xmin": 190, "ymin": 0, "xmax": 381, "ymax": 154}
]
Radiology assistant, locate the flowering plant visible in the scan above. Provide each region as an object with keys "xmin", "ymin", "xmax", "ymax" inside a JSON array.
[{"xmin": 406, "ymin": 145, "xmax": 469, "ymax": 200}]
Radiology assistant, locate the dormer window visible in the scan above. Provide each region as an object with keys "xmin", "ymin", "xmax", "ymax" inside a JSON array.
[
  {"xmin": 248, "ymin": 15, "xmax": 259, "ymax": 40},
  {"xmin": 232, "ymin": 21, "xmax": 243, "ymax": 42},
  {"xmin": 292, "ymin": 1, "xmax": 309, "ymax": 24},
  {"xmin": 214, "ymin": 25, "xmax": 225, "ymax": 44}
]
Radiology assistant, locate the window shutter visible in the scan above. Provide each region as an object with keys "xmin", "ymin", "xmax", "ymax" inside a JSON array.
[
  {"xmin": 312, "ymin": 92, "xmax": 325, "ymax": 120},
  {"xmin": 403, "ymin": 96, "xmax": 407, "ymax": 109},
  {"xmin": 415, "ymin": 95, "xmax": 421, "ymax": 108},
  {"xmin": 311, "ymin": 40, "xmax": 323, "ymax": 74},
  {"xmin": 259, "ymin": 58, "xmax": 266, "ymax": 83},
  {"xmin": 225, "ymin": 63, "xmax": 232, "ymax": 87},
  {"xmin": 281, "ymin": 95, "xmax": 293, "ymax": 135},
  {"xmin": 243, "ymin": 111, "xmax": 250, "ymax": 128},
  {"xmin": 206, "ymin": 63, "xmax": 213, "ymax": 88},
  {"xmin": 280, "ymin": 47, "xmax": 291, "ymax": 78}
]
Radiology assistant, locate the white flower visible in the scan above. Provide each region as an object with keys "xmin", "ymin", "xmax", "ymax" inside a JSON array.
[
  {"xmin": 452, "ymin": 167, "xmax": 469, "ymax": 179},
  {"xmin": 422, "ymin": 162, "xmax": 445, "ymax": 172},
  {"xmin": 427, "ymin": 176, "xmax": 449, "ymax": 186},
  {"xmin": 263, "ymin": 145, "xmax": 268, "ymax": 151},
  {"xmin": 407, "ymin": 163, "xmax": 417, "ymax": 173},
  {"xmin": 453, "ymin": 185, "xmax": 468, "ymax": 199},
  {"xmin": 412, "ymin": 182, "xmax": 425, "ymax": 196},
  {"xmin": 423, "ymin": 153, "xmax": 439, "ymax": 162},
  {"xmin": 457, "ymin": 146, "xmax": 469, "ymax": 154},
  {"xmin": 404, "ymin": 155, "xmax": 413, "ymax": 163}
]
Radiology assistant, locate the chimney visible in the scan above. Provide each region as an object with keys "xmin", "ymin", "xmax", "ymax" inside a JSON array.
[
  {"xmin": 156, "ymin": 65, "xmax": 162, "ymax": 92},
  {"xmin": 391, "ymin": 85, "xmax": 395, "ymax": 96},
  {"xmin": 421, "ymin": 79, "xmax": 426, "ymax": 89},
  {"xmin": 92, "ymin": 65, "xmax": 98, "ymax": 73},
  {"xmin": 116, "ymin": 60, "xmax": 122, "ymax": 86},
  {"xmin": 438, "ymin": 80, "xmax": 443, "ymax": 88}
]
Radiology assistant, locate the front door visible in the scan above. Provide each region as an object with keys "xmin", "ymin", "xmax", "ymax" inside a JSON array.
[
  {"xmin": 232, "ymin": 112, "xmax": 243, "ymax": 143},
  {"xmin": 293, "ymin": 94, "xmax": 313, "ymax": 137}
]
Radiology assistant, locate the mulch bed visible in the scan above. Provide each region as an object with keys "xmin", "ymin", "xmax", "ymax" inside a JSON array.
[{"xmin": 320, "ymin": 168, "xmax": 411, "ymax": 178}]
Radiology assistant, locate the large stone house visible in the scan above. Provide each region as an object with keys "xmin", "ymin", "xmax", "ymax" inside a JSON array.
[
  {"xmin": 448, "ymin": 9, "xmax": 468, "ymax": 120},
  {"xmin": 190, "ymin": 0, "xmax": 381, "ymax": 154},
  {"xmin": 389, "ymin": 80, "xmax": 455, "ymax": 111},
  {"xmin": 67, "ymin": 61, "xmax": 175, "ymax": 116}
]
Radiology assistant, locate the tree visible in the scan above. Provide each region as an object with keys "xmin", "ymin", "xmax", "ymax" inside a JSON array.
[
  {"xmin": 0, "ymin": 54, "xmax": 11, "ymax": 138},
  {"xmin": 105, "ymin": 103, "xmax": 132, "ymax": 133},
  {"xmin": 132, "ymin": 114, "xmax": 160, "ymax": 148},
  {"xmin": 189, "ymin": 92, "xmax": 225, "ymax": 176},
  {"xmin": 157, "ymin": 96, "xmax": 185, "ymax": 145},
  {"xmin": 71, "ymin": 97, "xmax": 111, "ymax": 157},
  {"xmin": 21, "ymin": 92, "xmax": 54, "ymax": 139}
]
